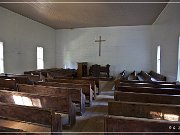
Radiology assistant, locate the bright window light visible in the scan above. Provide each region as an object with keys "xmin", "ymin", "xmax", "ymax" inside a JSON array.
[
  {"xmin": 37, "ymin": 46, "xmax": 44, "ymax": 69},
  {"xmin": 157, "ymin": 46, "xmax": 161, "ymax": 74},
  {"xmin": 0, "ymin": 42, "xmax": 4, "ymax": 73},
  {"xmin": 177, "ymin": 37, "xmax": 180, "ymax": 82}
]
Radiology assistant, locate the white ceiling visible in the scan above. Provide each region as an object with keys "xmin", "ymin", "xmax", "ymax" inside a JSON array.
[{"xmin": 0, "ymin": 0, "xmax": 169, "ymax": 29}]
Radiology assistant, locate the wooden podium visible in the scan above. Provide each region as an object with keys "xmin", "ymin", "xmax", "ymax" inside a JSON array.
[{"xmin": 77, "ymin": 62, "xmax": 88, "ymax": 78}]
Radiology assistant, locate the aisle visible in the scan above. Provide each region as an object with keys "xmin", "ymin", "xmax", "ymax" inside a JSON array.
[{"xmin": 64, "ymin": 91, "xmax": 114, "ymax": 135}]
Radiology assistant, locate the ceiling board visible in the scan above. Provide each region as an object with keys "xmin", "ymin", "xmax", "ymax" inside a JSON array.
[{"xmin": 0, "ymin": 0, "xmax": 169, "ymax": 29}]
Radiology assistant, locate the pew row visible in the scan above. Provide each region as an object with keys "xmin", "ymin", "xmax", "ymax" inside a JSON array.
[
  {"xmin": 0, "ymin": 89, "xmax": 76, "ymax": 126},
  {"xmin": 137, "ymin": 71, "xmax": 152, "ymax": 81},
  {"xmin": 114, "ymin": 91, "xmax": 180, "ymax": 105},
  {"xmin": 51, "ymin": 78, "xmax": 97, "ymax": 95},
  {"xmin": 108, "ymin": 101, "xmax": 180, "ymax": 120},
  {"xmin": 104, "ymin": 115, "xmax": 180, "ymax": 134},
  {"xmin": 0, "ymin": 78, "xmax": 17, "ymax": 90},
  {"xmin": 149, "ymin": 71, "xmax": 166, "ymax": 81},
  {"xmin": 46, "ymin": 78, "xmax": 96, "ymax": 99},
  {"xmin": 0, "ymin": 102, "xmax": 62, "ymax": 134},
  {"xmin": 106, "ymin": 101, "xmax": 180, "ymax": 133},
  {"xmin": 35, "ymin": 82, "xmax": 93, "ymax": 106},
  {"xmin": 118, "ymin": 81, "xmax": 180, "ymax": 88},
  {"xmin": 18, "ymin": 84, "xmax": 85, "ymax": 115},
  {"xmin": 117, "ymin": 86, "xmax": 180, "ymax": 95}
]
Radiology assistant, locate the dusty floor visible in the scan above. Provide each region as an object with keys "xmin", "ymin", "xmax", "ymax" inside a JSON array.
[{"xmin": 64, "ymin": 81, "xmax": 114, "ymax": 135}]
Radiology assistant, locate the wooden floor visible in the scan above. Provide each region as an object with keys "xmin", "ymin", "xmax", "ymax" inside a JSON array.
[{"xmin": 64, "ymin": 81, "xmax": 114, "ymax": 135}]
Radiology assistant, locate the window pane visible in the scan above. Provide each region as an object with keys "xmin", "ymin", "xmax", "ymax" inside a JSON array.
[
  {"xmin": 37, "ymin": 47, "xmax": 44, "ymax": 69},
  {"xmin": 0, "ymin": 42, "xmax": 4, "ymax": 73},
  {"xmin": 157, "ymin": 46, "xmax": 160, "ymax": 74},
  {"xmin": 177, "ymin": 37, "xmax": 180, "ymax": 81}
]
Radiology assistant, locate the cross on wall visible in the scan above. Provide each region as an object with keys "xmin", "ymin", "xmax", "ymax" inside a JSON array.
[{"xmin": 95, "ymin": 36, "xmax": 106, "ymax": 56}]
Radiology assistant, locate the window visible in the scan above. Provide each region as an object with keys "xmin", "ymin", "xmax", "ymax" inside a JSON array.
[
  {"xmin": 157, "ymin": 46, "xmax": 161, "ymax": 74},
  {"xmin": 37, "ymin": 46, "xmax": 44, "ymax": 69},
  {"xmin": 177, "ymin": 37, "xmax": 180, "ymax": 81},
  {"xmin": 0, "ymin": 42, "xmax": 4, "ymax": 73}
]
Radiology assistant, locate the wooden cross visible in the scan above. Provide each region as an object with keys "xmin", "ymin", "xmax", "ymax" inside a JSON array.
[{"xmin": 95, "ymin": 36, "xmax": 106, "ymax": 56}]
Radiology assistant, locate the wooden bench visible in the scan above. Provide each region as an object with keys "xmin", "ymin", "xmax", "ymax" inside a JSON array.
[
  {"xmin": 137, "ymin": 71, "xmax": 152, "ymax": 81},
  {"xmin": 106, "ymin": 101, "xmax": 180, "ymax": 133},
  {"xmin": 120, "ymin": 80, "xmax": 176, "ymax": 84},
  {"xmin": 117, "ymin": 86, "xmax": 180, "ymax": 95},
  {"xmin": 41, "ymin": 81, "xmax": 93, "ymax": 106},
  {"xmin": 104, "ymin": 115, "xmax": 180, "ymax": 134},
  {"xmin": 9, "ymin": 86, "xmax": 76, "ymax": 127},
  {"xmin": 46, "ymin": 78, "xmax": 96, "ymax": 99},
  {"xmin": 33, "ymin": 82, "xmax": 86, "ymax": 115},
  {"xmin": 0, "ymin": 78, "xmax": 17, "ymax": 90},
  {"xmin": 118, "ymin": 81, "xmax": 180, "ymax": 88},
  {"xmin": 114, "ymin": 91, "xmax": 180, "ymax": 105},
  {"xmin": 0, "ymin": 102, "xmax": 62, "ymax": 134},
  {"xmin": 127, "ymin": 71, "xmax": 138, "ymax": 81},
  {"xmin": 149, "ymin": 70, "xmax": 166, "ymax": 81}
]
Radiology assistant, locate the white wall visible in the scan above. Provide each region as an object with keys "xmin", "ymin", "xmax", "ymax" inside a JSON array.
[
  {"xmin": 151, "ymin": 1, "xmax": 180, "ymax": 81},
  {"xmin": 0, "ymin": 7, "xmax": 56, "ymax": 74},
  {"xmin": 56, "ymin": 26, "xmax": 152, "ymax": 76}
]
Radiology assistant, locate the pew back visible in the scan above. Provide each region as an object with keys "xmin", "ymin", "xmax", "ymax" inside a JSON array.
[
  {"xmin": 0, "ymin": 102, "xmax": 62, "ymax": 134},
  {"xmin": 114, "ymin": 91, "xmax": 180, "ymax": 105}
]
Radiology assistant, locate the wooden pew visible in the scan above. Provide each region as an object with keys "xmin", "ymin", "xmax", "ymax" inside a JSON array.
[
  {"xmin": 33, "ymin": 82, "xmax": 86, "ymax": 115},
  {"xmin": 127, "ymin": 71, "xmax": 138, "ymax": 81},
  {"xmin": 46, "ymin": 78, "xmax": 96, "ymax": 99},
  {"xmin": 0, "ymin": 89, "xmax": 76, "ymax": 126},
  {"xmin": 120, "ymin": 80, "xmax": 176, "ymax": 84},
  {"xmin": 118, "ymin": 81, "xmax": 180, "ymax": 88},
  {"xmin": 114, "ymin": 70, "xmax": 126, "ymax": 90},
  {"xmin": 117, "ymin": 86, "xmax": 180, "ymax": 95},
  {"xmin": 0, "ymin": 102, "xmax": 62, "ymax": 134},
  {"xmin": 104, "ymin": 115, "xmax": 180, "ymax": 134},
  {"xmin": 106, "ymin": 101, "xmax": 180, "ymax": 133},
  {"xmin": 42, "ymin": 81, "xmax": 93, "ymax": 106},
  {"xmin": 137, "ymin": 71, "xmax": 152, "ymax": 81},
  {"xmin": 114, "ymin": 91, "xmax": 180, "ymax": 105},
  {"xmin": 149, "ymin": 70, "xmax": 166, "ymax": 81},
  {"xmin": 0, "ymin": 78, "xmax": 17, "ymax": 90}
]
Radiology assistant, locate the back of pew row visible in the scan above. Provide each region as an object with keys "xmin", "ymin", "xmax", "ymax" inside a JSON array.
[
  {"xmin": 0, "ymin": 78, "xmax": 17, "ymax": 90},
  {"xmin": 46, "ymin": 78, "xmax": 96, "ymax": 99},
  {"xmin": 108, "ymin": 101, "xmax": 180, "ymax": 120},
  {"xmin": 17, "ymin": 84, "xmax": 85, "ymax": 115},
  {"xmin": 120, "ymin": 80, "xmax": 176, "ymax": 84},
  {"xmin": 35, "ymin": 82, "xmax": 93, "ymax": 106},
  {"xmin": 46, "ymin": 77, "xmax": 97, "ymax": 98},
  {"xmin": 137, "ymin": 71, "xmax": 152, "ymax": 81},
  {"xmin": 114, "ymin": 91, "xmax": 180, "ymax": 105},
  {"xmin": 118, "ymin": 81, "xmax": 180, "ymax": 88},
  {"xmin": 106, "ymin": 101, "xmax": 180, "ymax": 133},
  {"xmin": 104, "ymin": 115, "xmax": 180, "ymax": 134},
  {"xmin": 117, "ymin": 86, "xmax": 180, "ymax": 95},
  {"xmin": 149, "ymin": 70, "xmax": 166, "ymax": 81},
  {"xmin": 0, "ymin": 89, "xmax": 76, "ymax": 127},
  {"xmin": 0, "ymin": 102, "xmax": 62, "ymax": 135}
]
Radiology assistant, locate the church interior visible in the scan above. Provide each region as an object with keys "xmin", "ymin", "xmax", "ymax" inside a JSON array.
[{"xmin": 0, "ymin": 0, "xmax": 180, "ymax": 134}]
